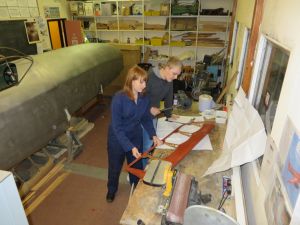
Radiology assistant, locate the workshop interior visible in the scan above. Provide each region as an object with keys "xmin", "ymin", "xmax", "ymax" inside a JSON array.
[{"xmin": 0, "ymin": 0, "xmax": 299, "ymax": 225}]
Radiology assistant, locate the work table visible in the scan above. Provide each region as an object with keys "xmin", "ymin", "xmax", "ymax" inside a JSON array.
[{"xmin": 120, "ymin": 106, "xmax": 235, "ymax": 225}]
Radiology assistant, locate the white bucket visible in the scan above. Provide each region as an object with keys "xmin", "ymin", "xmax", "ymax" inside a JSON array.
[{"xmin": 198, "ymin": 94, "xmax": 213, "ymax": 112}]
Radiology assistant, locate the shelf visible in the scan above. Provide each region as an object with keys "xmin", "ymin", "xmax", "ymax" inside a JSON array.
[
  {"xmin": 144, "ymin": 44, "xmax": 169, "ymax": 47},
  {"xmin": 170, "ymin": 15, "xmax": 198, "ymax": 18},
  {"xmin": 171, "ymin": 30, "xmax": 197, "ymax": 32},
  {"xmin": 74, "ymin": 15, "xmax": 94, "ymax": 19},
  {"xmin": 97, "ymin": 29, "xmax": 119, "ymax": 31},
  {"xmin": 144, "ymin": 15, "xmax": 169, "ymax": 18},
  {"xmin": 70, "ymin": 0, "xmax": 232, "ymax": 70},
  {"xmin": 199, "ymin": 15, "xmax": 231, "ymax": 18},
  {"xmin": 118, "ymin": 29, "xmax": 143, "ymax": 32},
  {"xmin": 144, "ymin": 29, "xmax": 166, "ymax": 32},
  {"xmin": 118, "ymin": 15, "xmax": 143, "ymax": 18},
  {"xmin": 95, "ymin": 15, "xmax": 118, "ymax": 18}
]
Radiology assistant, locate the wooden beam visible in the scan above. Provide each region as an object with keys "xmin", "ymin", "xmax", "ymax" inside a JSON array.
[
  {"xmin": 241, "ymin": 0, "xmax": 264, "ymax": 95},
  {"xmin": 226, "ymin": 0, "xmax": 237, "ymax": 55}
]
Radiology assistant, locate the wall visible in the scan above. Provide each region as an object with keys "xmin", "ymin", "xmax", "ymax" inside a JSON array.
[
  {"xmin": 37, "ymin": 0, "xmax": 71, "ymax": 19},
  {"xmin": 226, "ymin": 0, "xmax": 255, "ymax": 95},
  {"xmin": 260, "ymin": 0, "xmax": 300, "ymax": 144},
  {"xmin": 234, "ymin": 0, "xmax": 300, "ymax": 224}
]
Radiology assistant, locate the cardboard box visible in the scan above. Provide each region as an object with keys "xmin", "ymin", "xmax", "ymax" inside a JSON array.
[{"xmin": 151, "ymin": 37, "xmax": 162, "ymax": 46}]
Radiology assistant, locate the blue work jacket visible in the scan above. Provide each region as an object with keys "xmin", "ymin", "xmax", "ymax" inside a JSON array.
[{"xmin": 108, "ymin": 91, "xmax": 156, "ymax": 152}]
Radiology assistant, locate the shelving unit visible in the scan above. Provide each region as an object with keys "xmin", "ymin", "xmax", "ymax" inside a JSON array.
[{"xmin": 69, "ymin": 0, "xmax": 233, "ymax": 76}]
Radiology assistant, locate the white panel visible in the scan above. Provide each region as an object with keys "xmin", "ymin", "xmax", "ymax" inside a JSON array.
[{"xmin": 0, "ymin": 170, "xmax": 29, "ymax": 225}]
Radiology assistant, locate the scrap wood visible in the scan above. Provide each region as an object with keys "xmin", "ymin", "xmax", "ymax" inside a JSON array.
[
  {"xmin": 22, "ymin": 158, "xmax": 66, "ymax": 205},
  {"xmin": 25, "ymin": 172, "xmax": 70, "ymax": 216},
  {"xmin": 216, "ymin": 71, "xmax": 238, "ymax": 103},
  {"xmin": 31, "ymin": 158, "xmax": 66, "ymax": 191}
]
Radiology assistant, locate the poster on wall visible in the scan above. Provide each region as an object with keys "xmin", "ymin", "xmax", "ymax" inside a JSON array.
[
  {"xmin": 36, "ymin": 17, "xmax": 51, "ymax": 51},
  {"xmin": 44, "ymin": 6, "xmax": 60, "ymax": 18},
  {"xmin": 281, "ymin": 131, "xmax": 300, "ymax": 209},
  {"xmin": 64, "ymin": 20, "xmax": 83, "ymax": 46},
  {"xmin": 264, "ymin": 173, "xmax": 291, "ymax": 225},
  {"xmin": 24, "ymin": 21, "xmax": 40, "ymax": 44},
  {"xmin": 260, "ymin": 136, "xmax": 279, "ymax": 191}
]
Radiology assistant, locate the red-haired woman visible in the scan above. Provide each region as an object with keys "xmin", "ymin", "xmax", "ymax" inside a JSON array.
[{"xmin": 106, "ymin": 65, "xmax": 162, "ymax": 203}]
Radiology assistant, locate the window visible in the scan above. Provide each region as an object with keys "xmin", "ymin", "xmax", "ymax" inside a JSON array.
[
  {"xmin": 229, "ymin": 20, "xmax": 239, "ymax": 65},
  {"xmin": 236, "ymin": 27, "xmax": 250, "ymax": 89},
  {"xmin": 250, "ymin": 36, "xmax": 289, "ymax": 134}
]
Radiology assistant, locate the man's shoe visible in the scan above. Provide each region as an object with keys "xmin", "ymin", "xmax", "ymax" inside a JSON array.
[{"xmin": 106, "ymin": 192, "xmax": 115, "ymax": 203}]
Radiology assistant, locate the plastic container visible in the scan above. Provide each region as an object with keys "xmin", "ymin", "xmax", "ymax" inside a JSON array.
[{"xmin": 198, "ymin": 94, "xmax": 213, "ymax": 112}]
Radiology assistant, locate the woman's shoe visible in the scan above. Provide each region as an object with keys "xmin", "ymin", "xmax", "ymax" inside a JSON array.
[{"xmin": 106, "ymin": 192, "xmax": 115, "ymax": 203}]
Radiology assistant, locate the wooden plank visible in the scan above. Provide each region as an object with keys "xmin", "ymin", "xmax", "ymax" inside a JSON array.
[
  {"xmin": 25, "ymin": 172, "xmax": 70, "ymax": 216},
  {"xmin": 22, "ymin": 159, "xmax": 66, "ymax": 206},
  {"xmin": 242, "ymin": 0, "xmax": 264, "ymax": 94}
]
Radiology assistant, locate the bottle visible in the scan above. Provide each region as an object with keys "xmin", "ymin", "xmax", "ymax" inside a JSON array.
[
  {"xmin": 173, "ymin": 94, "xmax": 178, "ymax": 106},
  {"xmin": 127, "ymin": 37, "xmax": 130, "ymax": 44}
]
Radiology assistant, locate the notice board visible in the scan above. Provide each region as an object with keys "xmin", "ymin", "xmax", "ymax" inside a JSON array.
[{"xmin": 0, "ymin": 20, "xmax": 37, "ymax": 56}]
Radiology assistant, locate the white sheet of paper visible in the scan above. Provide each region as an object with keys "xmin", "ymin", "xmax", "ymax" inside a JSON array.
[
  {"xmin": 157, "ymin": 118, "xmax": 213, "ymax": 151},
  {"xmin": 19, "ymin": 7, "xmax": 30, "ymax": 17},
  {"xmin": 29, "ymin": 7, "xmax": 39, "ymax": 17},
  {"xmin": 0, "ymin": 7, "xmax": 9, "ymax": 18},
  {"xmin": 27, "ymin": 0, "xmax": 37, "ymax": 7},
  {"xmin": 18, "ymin": 0, "xmax": 28, "ymax": 7},
  {"xmin": 204, "ymin": 88, "xmax": 267, "ymax": 176},
  {"xmin": 159, "ymin": 134, "xmax": 213, "ymax": 151},
  {"xmin": 8, "ymin": 7, "xmax": 20, "ymax": 17},
  {"xmin": 290, "ymin": 195, "xmax": 300, "ymax": 225},
  {"xmin": 6, "ymin": 0, "xmax": 17, "ymax": 6},
  {"xmin": 170, "ymin": 116, "xmax": 194, "ymax": 124},
  {"xmin": 194, "ymin": 116, "xmax": 204, "ymax": 122},
  {"xmin": 0, "ymin": 0, "xmax": 6, "ymax": 6},
  {"xmin": 179, "ymin": 124, "xmax": 200, "ymax": 133},
  {"xmin": 165, "ymin": 132, "xmax": 189, "ymax": 145},
  {"xmin": 156, "ymin": 118, "xmax": 182, "ymax": 139}
]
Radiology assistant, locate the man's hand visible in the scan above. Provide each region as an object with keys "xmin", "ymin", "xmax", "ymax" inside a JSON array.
[
  {"xmin": 152, "ymin": 136, "xmax": 163, "ymax": 147},
  {"xmin": 150, "ymin": 107, "xmax": 161, "ymax": 116},
  {"xmin": 167, "ymin": 114, "xmax": 180, "ymax": 122},
  {"xmin": 131, "ymin": 147, "xmax": 141, "ymax": 158}
]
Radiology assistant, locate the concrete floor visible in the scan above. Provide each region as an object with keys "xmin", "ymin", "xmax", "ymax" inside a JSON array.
[{"xmin": 27, "ymin": 79, "xmax": 131, "ymax": 225}]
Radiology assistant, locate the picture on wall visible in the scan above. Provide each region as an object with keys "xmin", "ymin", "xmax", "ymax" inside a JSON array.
[
  {"xmin": 265, "ymin": 174, "xmax": 291, "ymax": 225},
  {"xmin": 24, "ymin": 21, "xmax": 40, "ymax": 44},
  {"xmin": 281, "ymin": 131, "xmax": 300, "ymax": 209}
]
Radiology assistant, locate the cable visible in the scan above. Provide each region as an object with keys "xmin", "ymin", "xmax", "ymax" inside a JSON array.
[
  {"xmin": 217, "ymin": 189, "xmax": 231, "ymax": 210},
  {"xmin": 0, "ymin": 47, "xmax": 34, "ymax": 86}
]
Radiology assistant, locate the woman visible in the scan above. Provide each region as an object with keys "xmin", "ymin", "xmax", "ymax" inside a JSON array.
[{"xmin": 106, "ymin": 65, "xmax": 162, "ymax": 203}]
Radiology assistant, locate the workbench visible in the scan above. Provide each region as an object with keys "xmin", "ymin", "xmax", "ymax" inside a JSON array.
[{"xmin": 120, "ymin": 105, "xmax": 236, "ymax": 225}]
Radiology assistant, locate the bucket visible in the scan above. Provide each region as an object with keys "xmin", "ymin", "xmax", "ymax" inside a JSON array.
[
  {"xmin": 198, "ymin": 94, "xmax": 213, "ymax": 112},
  {"xmin": 184, "ymin": 205, "xmax": 238, "ymax": 225}
]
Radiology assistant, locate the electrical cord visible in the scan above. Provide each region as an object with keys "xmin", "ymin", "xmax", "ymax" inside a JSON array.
[
  {"xmin": 217, "ymin": 188, "xmax": 231, "ymax": 210},
  {"xmin": 0, "ymin": 47, "xmax": 34, "ymax": 86}
]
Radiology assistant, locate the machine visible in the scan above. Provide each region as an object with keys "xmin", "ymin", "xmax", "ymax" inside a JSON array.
[{"xmin": 0, "ymin": 43, "xmax": 123, "ymax": 170}]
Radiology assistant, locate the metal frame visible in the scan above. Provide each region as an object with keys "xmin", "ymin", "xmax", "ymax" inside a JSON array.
[{"xmin": 126, "ymin": 123, "xmax": 215, "ymax": 179}]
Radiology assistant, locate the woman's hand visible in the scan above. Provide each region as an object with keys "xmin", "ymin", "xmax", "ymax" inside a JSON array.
[
  {"xmin": 150, "ymin": 107, "xmax": 161, "ymax": 116},
  {"xmin": 131, "ymin": 147, "xmax": 141, "ymax": 158},
  {"xmin": 153, "ymin": 136, "xmax": 163, "ymax": 147}
]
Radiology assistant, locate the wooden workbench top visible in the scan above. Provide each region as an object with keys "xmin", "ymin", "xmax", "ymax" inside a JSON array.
[{"xmin": 120, "ymin": 108, "xmax": 235, "ymax": 225}]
